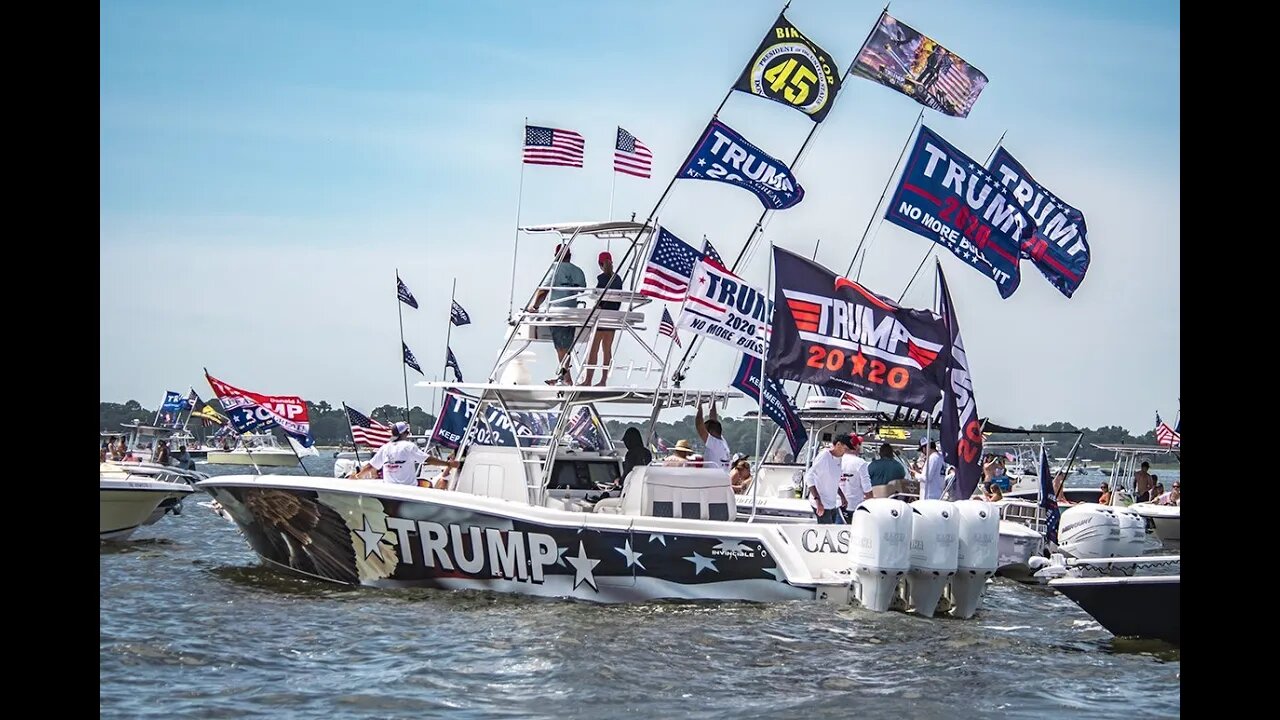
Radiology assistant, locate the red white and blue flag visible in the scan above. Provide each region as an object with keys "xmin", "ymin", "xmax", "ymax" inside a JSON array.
[
  {"xmin": 817, "ymin": 386, "xmax": 865, "ymax": 410},
  {"xmin": 1155, "ymin": 420, "xmax": 1180, "ymax": 447},
  {"xmin": 659, "ymin": 307, "xmax": 681, "ymax": 346},
  {"xmin": 205, "ymin": 372, "xmax": 314, "ymax": 447},
  {"xmin": 1038, "ymin": 445, "xmax": 1060, "ymax": 544},
  {"xmin": 614, "ymin": 126, "xmax": 652, "ymax": 178},
  {"xmin": 343, "ymin": 403, "xmax": 393, "ymax": 448},
  {"xmin": 524, "ymin": 125, "xmax": 585, "ymax": 168},
  {"xmin": 640, "ymin": 226, "xmax": 703, "ymax": 302}
]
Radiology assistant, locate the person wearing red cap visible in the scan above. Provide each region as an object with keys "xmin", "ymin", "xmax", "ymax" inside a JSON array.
[
  {"xmin": 583, "ymin": 250, "xmax": 623, "ymax": 386},
  {"xmin": 527, "ymin": 243, "xmax": 586, "ymax": 385},
  {"xmin": 839, "ymin": 433, "xmax": 873, "ymax": 520}
]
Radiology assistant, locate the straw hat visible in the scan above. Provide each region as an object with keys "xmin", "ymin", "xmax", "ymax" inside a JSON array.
[{"xmin": 672, "ymin": 439, "xmax": 694, "ymax": 454}]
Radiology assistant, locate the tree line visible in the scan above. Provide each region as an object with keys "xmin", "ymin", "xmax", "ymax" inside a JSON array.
[{"xmin": 102, "ymin": 400, "xmax": 1170, "ymax": 461}]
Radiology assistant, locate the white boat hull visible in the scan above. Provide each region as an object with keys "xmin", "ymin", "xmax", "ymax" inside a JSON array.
[
  {"xmin": 1128, "ymin": 502, "xmax": 1180, "ymax": 547},
  {"xmin": 197, "ymin": 475, "xmax": 845, "ymax": 603},
  {"xmin": 100, "ymin": 479, "xmax": 195, "ymax": 541},
  {"xmin": 206, "ymin": 449, "xmax": 298, "ymax": 467}
]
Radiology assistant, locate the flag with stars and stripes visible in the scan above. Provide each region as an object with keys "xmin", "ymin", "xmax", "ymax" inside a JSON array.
[
  {"xmin": 403, "ymin": 342, "xmax": 424, "ymax": 375},
  {"xmin": 640, "ymin": 226, "xmax": 703, "ymax": 302},
  {"xmin": 523, "ymin": 125, "xmax": 585, "ymax": 167},
  {"xmin": 343, "ymin": 403, "xmax": 393, "ymax": 448},
  {"xmin": 450, "ymin": 299, "xmax": 471, "ymax": 326},
  {"xmin": 659, "ymin": 307, "xmax": 681, "ymax": 346},
  {"xmin": 702, "ymin": 239, "xmax": 725, "ymax": 269},
  {"xmin": 816, "ymin": 386, "xmax": 865, "ymax": 410},
  {"xmin": 446, "ymin": 347, "xmax": 463, "ymax": 383},
  {"xmin": 614, "ymin": 126, "xmax": 652, "ymax": 179},
  {"xmin": 397, "ymin": 274, "xmax": 418, "ymax": 309}
]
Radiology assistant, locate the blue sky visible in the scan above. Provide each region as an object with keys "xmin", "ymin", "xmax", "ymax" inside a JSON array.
[{"xmin": 101, "ymin": 0, "xmax": 1180, "ymax": 433}]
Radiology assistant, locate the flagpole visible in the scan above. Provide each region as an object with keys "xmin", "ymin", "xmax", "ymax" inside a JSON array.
[
  {"xmin": 203, "ymin": 367, "xmax": 261, "ymax": 475},
  {"xmin": 509, "ymin": 119, "xmax": 529, "ymax": 324},
  {"xmin": 443, "ymin": 277, "xmax": 457, "ymax": 390},
  {"xmin": 749, "ymin": 243, "xmax": 774, "ymax": 521},
  {"xmin": 396, "ymin": 269, "xmax": 412, "ymax": 427},
  {"xmin": 341, "ymin": 403, "xmax": 363, "ymax": 465},
  {"xmin": 847, "ymin": 108, "xmax": 924, "ymax": 280},
  {"xmin": 893, "ymin": 130, "xmax": 1008, "ymax": 304}
]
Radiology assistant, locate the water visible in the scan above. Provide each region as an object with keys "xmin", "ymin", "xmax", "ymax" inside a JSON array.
[{"xmin": 101, "ymin": 457, "xmax": 1180, "ymax": 719}]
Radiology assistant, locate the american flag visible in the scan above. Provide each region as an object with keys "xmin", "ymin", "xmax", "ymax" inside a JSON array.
[
  {"xmin": 403, "ymin": 342, "xmax": 424, "ymax": 375},
  {"xmin": 640, "ymin": 227, "xmax": 702, "ymax": 301},
  {"xmin": 524, "ymin": 125, "xmax": 585, "ymax": 167},
  {"xmin": 817, "ymin": 386, "xmax": 864, "ymax": 410},
  {"xmin": 450, "ymin": 299, "xmax": 471, "ymax": 326},
  {"xmin": 702, "ymin": 238, "xmax": 725, "ymax": 268},
  {"xmin": 659, "ymin": 307, "xmax": 681, "ymax": 346},
  {"xmin": 397, "ymin": 274, "xmax": 418, "ymax": 309},
  {"xmin": 344, "ymin": 403, "xmax": 393, "ymax": 448},
  {"xmin": 1155, "ymin": 422, "xmax": 1180, "ymax": 447},
  {"xmin": 614, "ymin": 126, "xmax": 652, "ymax": 178}
]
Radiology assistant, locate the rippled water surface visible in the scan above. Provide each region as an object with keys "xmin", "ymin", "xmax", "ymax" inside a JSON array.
[{"xmin": 101, "ymin": 458, "xmax": 1180, "ymax": 719}]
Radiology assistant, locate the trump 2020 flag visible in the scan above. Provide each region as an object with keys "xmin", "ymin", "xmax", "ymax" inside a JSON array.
[
  {"xmin": 766, "ymin": 246, "xmax": 949, "ymax": 411},
  {"xmin": 1039, "ymin": 445, "xmax": 1060, "ymax": 545},
  {"xmin": 403, "ymin": 342, "xmax": 424, "ymax": 376},
  {"xmin": 731, "ymin": 353, "xmax": 808, "ymax": 457},
  {"xmin": 734, "ymin": 11, "xmax": 843, "ymax": 123},
  {"xmin": 937, "ymin": 264, "xmax": 982, "ymax": 502},
  {"xmin": 885, "ymin": 125, "xmax": 1033, "ymax": 299},
  {"xmin": 678, "ymin": 118, "xmax": 804, "ymax": 210},
  {"xmin": 397, "ymin": 274, "xmax": 418, "ymax": 309},
  {"xmin": 205, "ymin": 371, "xmax": 315, "ymax": 447},
  {"xmin": 678, "ymin": 258, "xmax": 773, "ymax": 359},
  {"xmin": 988, "ymin": 147, "xmax": 1090, "ymax": 298},
  {"xmin": 850, "ymin": 12, "xmax": 988, "ymax": 118},
  {"xmin": 450, "ymin": 299, "xmax": 471, "ymax": 326},
  {"xmin": 446, "ymin": 347, "xmax": 463, "ymax": 383}
]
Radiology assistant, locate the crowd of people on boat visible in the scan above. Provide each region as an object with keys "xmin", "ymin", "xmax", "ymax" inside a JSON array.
[{"xmin": 100, "ymin": 435, "xmax": 197, "ymax": 471}]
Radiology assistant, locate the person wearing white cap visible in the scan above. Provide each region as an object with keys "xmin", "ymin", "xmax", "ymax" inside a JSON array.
[
  {"xmin": 914, "ymin": 437, "xmax": 946, "ymax": 500},
  {"xmin": 352, "ymin": 421, "xmax": 459, "ymax": 486}
]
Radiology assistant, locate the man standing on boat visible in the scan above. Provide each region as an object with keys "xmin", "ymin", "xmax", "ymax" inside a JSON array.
[
  {"xmin": 916, "ymin": 438, "xmax": 946, "ymax": 500},
  {"xmin": 526, "ymin": 243, "xmax": 587, "ymax": 386},
  {"xmin": 351, "ymin": 421, "xmax": 459, "ymax": 486},
  {"xmin": 695, "ymin": 401, "xmax": 731, "ymax": 469},
  {"xmin": 839, "ymin": 434, "xmax": 873, "ymax": 519},
  {"xmin": 805, "ymin": 435, "xmax": 853, "ymax": 524},
  {"xmin": 1133, "ymin": 461, "xmax": 1154, "ymax": 503}
]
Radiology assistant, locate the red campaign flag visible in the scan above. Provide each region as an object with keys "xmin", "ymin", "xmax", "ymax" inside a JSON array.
[{"xmin": 205, "ymin": 371, "xmax": 313, "ymax": 446}]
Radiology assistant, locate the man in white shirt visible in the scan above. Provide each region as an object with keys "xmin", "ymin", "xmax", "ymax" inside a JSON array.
[
  {"xmin": 916, "ymin": 438, "xmax": 946, "ymax": 500},
  {"xmin": 805, "ymin": 435, "xmax": 852, "ymax": 523},
  {"xmin": 696, "ymin": 401, "xmax": 731, "ymax": 469},
  {"xmin": 839, "ymin": 434, "xmax": 873, "ymax": 519},
  {"xmin": 352, "ymin": 421, "xmax": 459, "ymax": 486}
]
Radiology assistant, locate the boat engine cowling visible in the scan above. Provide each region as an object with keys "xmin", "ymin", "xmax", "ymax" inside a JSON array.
[
  {"xmin": 949, "ymin": 499, "xmax": 999, "ymax": 619},
  {"xmin": 1112, "ymin": 506, "xmax": 1148, "ymax": 563},
  {"xmin": 848, "ymin": 499, "xmax": 912, "ymax": 612},
  {"xmin": 1057, "ymin": 503, "xmax": 1121, "ymax": 559},
  {"xmin": 906, "ymin": 500, "xmax": 959, "ymax": 618}
]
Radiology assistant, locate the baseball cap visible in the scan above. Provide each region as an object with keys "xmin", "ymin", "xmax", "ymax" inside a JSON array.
[
  {"xmin": 598, "ymin": 251, "xmax": 613, "ymax": 264},
  {"xmin": 391, "ymin": 421, "xmax": 411, "ymax": 437},
  {"xmin": 918, "ymin": 437, "xmax": 930, "ymax": 447}
]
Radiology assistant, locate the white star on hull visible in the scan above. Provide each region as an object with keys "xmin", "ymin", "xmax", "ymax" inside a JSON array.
[
  {"xmin": 566, "ymin": 541, "xmax": 601, "ymax": 591},
  {"xmin": 615, "ymin": 540, "xmax": 645, "ymax": 570},
  {"xmin": 353, "ymin": 516, "xmax": 387, "ymax": 562}
]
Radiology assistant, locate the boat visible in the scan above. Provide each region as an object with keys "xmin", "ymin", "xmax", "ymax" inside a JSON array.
[
  {"xmin": 1037, "ymin": 552, "xmax": 1180, "ymax": 644},
  {"xmin": 100, "ymin": 461, "xmax": 201, "ymax": 541},
  {"xmin": 738, "ymin": 396, "xmax": 1043, "ymax": 583},
  {"xmin": 205, "ymin": 432, "xmax": 300, "ymax": 467},
  {"xmin": 1094, "ymin": 443, "xmax": 1180, "ymax": 548},
  {"xmin": 105, "ymin": 422, "xmax": 213, "ymax": 465},
  {"xmin": 196, "ymin": 221, "xmax": 997, "ymax": 616}
]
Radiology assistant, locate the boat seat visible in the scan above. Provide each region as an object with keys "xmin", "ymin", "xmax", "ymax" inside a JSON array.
[
  {"xmin": 619, "ymin": 466, "xmax": 737, "ymax": 522},
  {"xmin": 593, "ymin": 497, "xmax": 624, "ymax": 514}
]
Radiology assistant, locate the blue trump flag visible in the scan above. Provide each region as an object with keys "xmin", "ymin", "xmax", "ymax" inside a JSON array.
[
  {"xmin": 403, "ymin": 342, "xmax": 424, "ymax": 376},
  {"xmin": 678, "ymin": 119, "xmax": 805, "ymax": 210},
  {"xmin": 731, "ymin": 353, "xmax": 808, "ymax": 457},
  {"xmin": 446, "ymin": 347, "xmax": 463, "ymax": 382},
  {"xmin": 450, "ymin": 299, "xmax": 471, "ymax": 326},
  {"xmin": 1038, "ymin": 445, "xmax": 1060, "ymax": 545},
  {"xmin": 988, "ymin": 147, "xmax": 1090, "ymax": 299},
  {"xmin": 885, "ymin": 125, "xmax": 1034, "ymax": 299}
]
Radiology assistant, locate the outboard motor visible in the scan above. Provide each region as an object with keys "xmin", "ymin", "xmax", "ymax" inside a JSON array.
[
  {"xmin": 948, "ymin": 499, "xmax": 999, "ymax": 619},
  {"xmin": 905, "ymin": 500, "xmax": 959, "ymax": 618},
  {"xmin": 1057, "ymin": 503, "xmax": 1121, "ymax": 559},
  {"xmin": 1111, "ymin": 505, "xmax": 1148, "ymax": 570},
  {"xmin": 848, "ymin": 499, "xmax": 912, "ymax": 612}
]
